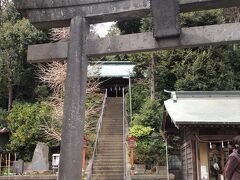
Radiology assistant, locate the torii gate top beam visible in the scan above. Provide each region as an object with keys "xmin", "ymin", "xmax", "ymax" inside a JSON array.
[{"xmin": 14, "ymin": 0, "xmax": 240, "ymax": 29}]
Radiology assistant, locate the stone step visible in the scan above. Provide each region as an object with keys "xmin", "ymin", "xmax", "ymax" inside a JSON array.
[
  {"xmin": 103, "ymin": 114, "xmax": 122, "ymax": 116},
  {"xmin": 101, "ymin": 126, "xmax": 123, "ymax": 129},
  {"xmin": 103, "ymin": 112, "xmax": 122, "ymax": 114},
  {"xmin": 93, "ymin": 166, "xmax": 124, "ymax": 171},
  {"xmin": 100, "ymin": 133, "xmax": 123, "ymax": 136},
  {"xmin": 105, "ymin": 101, "xmax": 122, "ymax": 104},
  {"xmin": 96, "ymin": 153, "xmax": 123, "ymax": 157},
  {"xmin": 99, "ymin": 135, "xmax": 123, "ymax": 137},
  {"xmin": 95, "ymin": 157, "xmax": 124, "ymax": 161},
  {"xmin": 104, "ymin": 109, "xmax": 122, "ymax": 111},
  {"xmin": 92, "ymin": 175, "xmax": 123, "ymax": 180},
  {"xmin": 94, "ymin": 159, "xmax": 124, "ymax": 163},
  {"xmin": 102, "ymin": 124, "xmax": 123, "ymax": 126},
  {"xmin": 93, "ymin": 171, "xmax": 123, "ymax": 176},
  {"xmin": 102, "ymin": 122, "xmax": 122, "ymax": 124},
  {"xmin": 96, "ymin": 154, "xmax": 123, "ymax": 158},
  {"xmin": 104, "ymin": 107, "xmax": 122, "ymax": 109},
  {"xmin": 103, "ymin": 118, "xmax": 122, "ymax": 120},
  {"xmin": 99, "ymin": 136, "xmax": 123, "ymax": 138},
  {"xmin": 101, "ymin": 124, "xmax": 123, "ymax": 127},
  {"xmin": 99, "ymin": 139, "xmax": 123, "ymax": 144},
  {"xmin": 93, "ymin": 161, "xmax": 124, "ymax": 166},
  {"xmin": 97, "ymin": 151, "xmax": 123, "ymax": 156},
  {"xmin": 97, "ymin": 145, "xmax": 123, "ymax": 149},
  {"xmin": 102, "ymin": 123, "xmax": 122, "ymax": 125},
  {"xmin": 100, "ymin": 129, "xmax": 123, "ymax": 131},
  {"xmin": 106, "ymin": 101, "xmax": 122, "ymax": 104},
  {"xmin": 99, "ymin": 140, "xmax": 123, "ymax": 143},
  {"xmin": 102, "ymin": 121, "xmax": 122, "ymax": 123},
  {"xmin": 97, "ymin": 149, "xmax": 123, "ymax": 153},
  {"xmin": 105, "ymin": 106, "xmax": 122, "ymax": 108},
  {"xmin": 93, "ymin": 169, "xmax": 124, "ymax": 174},
  {"xmin": 94, "ymin": 162, "xmax": 124, "ymax": 166},
  {"xmin": 93, "ymin": 163, "xmax": 123, "ymax": 168},
  {"xmin": 100, "ymin": 133, "xmax": 123, "ymax": 135},
  {"xmin": 101, "ymin": 126, "xmax": 122, "ymax": 128},
  {"xmin": 103, "ymin": 117, "xmax": 122, "ymax": 120},
  {"xmin": 101, "ymin": 126, "xmax": 123, "ymax": 128},
  {"xmin": 100, "ymin": 134, "xmax": 123, "ymax": 137},
  {"xmin": 98, "ymin": 140, "xmax": 123, "ymax": 143},
  {"xmin": 102, "ymin": 124, "xmax": 122, "ymax": 126},
  {"xmin": 99, "ymin": 136, "xmax": 123, "ymax": 139},
  {"xmin": 97, "ymin": 150, "xmax": 123, "ymax": 153},
  {"xmin": 98, "ymin": 144, "xmax": 123, "ymax": 148},
  {"xmin": 101, "ymin": 131, "xmax": 123, "ymax": 133},
  {"xmin": 97, "ymin": 150, "xmax": 123, "ymax": 154},
  {"xmin": 104, "ymin": 110, "xmax": 122, "ymax": 112},
  {"xmin": 102, "ymin": 121, "xmax": 123, "ymax": 123},
  {"xmin": 100, "ymin": 132, "xmax": 123, "ymax": 134},
  {"xmin": 97, "ymin": 143, "xmax": 123, "ymax": 147}
]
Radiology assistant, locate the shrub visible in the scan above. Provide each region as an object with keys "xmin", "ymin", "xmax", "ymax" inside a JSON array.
[{"xmin": 6, "ymin": 101, "xmax": 58, "ymax": 161}]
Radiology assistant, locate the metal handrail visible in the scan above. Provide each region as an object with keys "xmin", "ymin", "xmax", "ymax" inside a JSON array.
[
  {"xmin": 123, "ymin": 88, "xmax": 126, "ymax": 179},
  {"xmin": 86, "ymin": 89, "xmax": 108, "ymax": 180},
  {"xmin": 123, "ymin": 88, "xmax": 130, "ymax": 179}
]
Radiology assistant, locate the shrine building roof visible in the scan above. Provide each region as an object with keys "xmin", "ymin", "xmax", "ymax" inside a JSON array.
[
  {"xmin": 88, "ymin": 61, "xmax": 135, "ymax": 78},
  {"xmin": 163, "ymin": 91, "xmax": 240, "ymax": 129}
]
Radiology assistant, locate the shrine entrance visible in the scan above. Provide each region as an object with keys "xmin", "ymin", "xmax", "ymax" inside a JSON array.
[{"xmin": 13, "ymin": 0, "xmax": 240, "ymax": 179}]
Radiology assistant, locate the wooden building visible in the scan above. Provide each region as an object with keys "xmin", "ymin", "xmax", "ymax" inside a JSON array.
[
  {"xmin": 0, "ymin": 128, "xmax": 10, "ymax": 152},
  {"xmin": 162, "ymin": 91, "xmax": 240, "ymax": 180},
  {"xmin": 88, "ymin": 61, "xmax": 135, "ymax": 97}
]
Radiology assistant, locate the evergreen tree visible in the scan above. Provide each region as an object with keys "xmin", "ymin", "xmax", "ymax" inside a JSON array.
[{"xmin": 0, "ymin": 2, "xmax": 49, "ymax": 109}]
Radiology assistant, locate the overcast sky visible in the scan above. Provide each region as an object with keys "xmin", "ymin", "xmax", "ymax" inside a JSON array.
[{"xmin": 94, "ymin": 22, "xmax": 115, "ymax": 37}]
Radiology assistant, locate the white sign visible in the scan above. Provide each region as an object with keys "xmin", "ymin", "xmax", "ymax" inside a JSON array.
[{"xmin": 201, "ymin": 166, "xmax": 209, "ymax": 180}]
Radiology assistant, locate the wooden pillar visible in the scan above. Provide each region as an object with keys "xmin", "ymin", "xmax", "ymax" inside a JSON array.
[{"xmin": 58, "ymin": 16, "xmax": 89, "ymax": 180}]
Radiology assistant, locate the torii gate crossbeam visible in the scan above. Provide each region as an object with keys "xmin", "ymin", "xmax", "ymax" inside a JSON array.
[
  {"xmin": 28, "ymin": 22, "xmax": 240, "ymax": 63},
  {"xmin": 15, "ymin": 0, "xmax": 240, "ymax": 28}
]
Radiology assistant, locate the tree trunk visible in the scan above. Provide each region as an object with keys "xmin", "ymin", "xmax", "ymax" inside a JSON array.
[
  {"xmin": 8, "ymin": 80, "xmax": 13, "ymax": 111},
  {"xmin": 150, "ymin": 52, "xmax": 156, "ymax": 101}
]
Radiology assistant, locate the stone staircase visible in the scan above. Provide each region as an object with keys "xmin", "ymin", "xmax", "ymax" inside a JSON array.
[{"xmin": 92, "ymin": 97, "xmax": 124, "ymax": 180}]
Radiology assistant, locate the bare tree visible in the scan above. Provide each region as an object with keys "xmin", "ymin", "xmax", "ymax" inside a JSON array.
[
  {"xmin": 51, "ymin": 27, "xmax": 70, "ymax": 41},
  {"xmin": 38, "ymin": 61, "xmax": 102, "ymax": 141},
  {"xmin": 225, "ymin": 7, "xmax": 240, "ymax": 23},
  {"xmin": 38, "ymin": 28, "xmax": 102, "ymax": 142}
]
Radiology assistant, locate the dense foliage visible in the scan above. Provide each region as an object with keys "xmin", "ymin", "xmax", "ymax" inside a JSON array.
[{"xmin": 6, "ymin": 102, "xmax": 57, "ymax": 161}]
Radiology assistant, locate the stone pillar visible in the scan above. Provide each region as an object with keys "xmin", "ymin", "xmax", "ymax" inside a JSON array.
[{"xmin": 58, "ymin": 16, "xmax": 89, "ymax": 180}]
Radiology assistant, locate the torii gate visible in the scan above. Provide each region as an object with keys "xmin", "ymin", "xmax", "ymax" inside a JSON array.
[{"xmin": 14, "ymin": 0, "xmax": 240, "ymax": 180}]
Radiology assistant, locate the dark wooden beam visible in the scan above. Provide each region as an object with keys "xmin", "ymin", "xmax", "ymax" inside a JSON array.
[
  {"xmin": 27, "ymin": 23, "xmax": 240, "ymax": 63},
  {"xmin": 14, "ymin": 0, "xmax": 240, "ymax": 28}
]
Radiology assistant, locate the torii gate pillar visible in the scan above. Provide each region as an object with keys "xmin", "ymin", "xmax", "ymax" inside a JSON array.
[{"xmin": 59, "ymin": 16, "xmax": 89, "ymax": 180}]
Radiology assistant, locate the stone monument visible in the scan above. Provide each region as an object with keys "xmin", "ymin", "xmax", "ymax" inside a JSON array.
[{"xmin": 32, "ymin": 142, "xmax": 49, "ymax": 173}]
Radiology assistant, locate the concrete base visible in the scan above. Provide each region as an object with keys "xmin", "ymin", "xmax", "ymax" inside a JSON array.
[
  {"xmin": 131, "ymin": 175, "xmax": 174, "ymax": 180},
  {"xmin": 0, "ymin": 176, "xmax": 57, "ymax": 180}
]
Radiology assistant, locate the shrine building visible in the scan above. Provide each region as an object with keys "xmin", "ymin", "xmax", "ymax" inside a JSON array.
[{"xmin": 162, "ymin": 91, "xmax": 240, "ymax": 180}]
